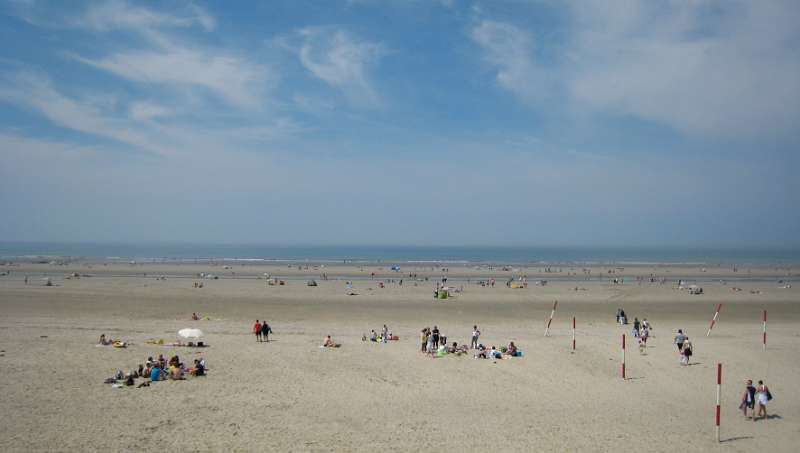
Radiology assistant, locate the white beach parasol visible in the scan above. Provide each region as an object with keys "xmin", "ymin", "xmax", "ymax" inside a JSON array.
[{"xmin": 178, "ymin": 328, "xmax": 204, "ymax": 339}]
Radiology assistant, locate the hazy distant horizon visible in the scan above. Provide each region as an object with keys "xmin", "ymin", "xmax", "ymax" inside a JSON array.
[{"xmin": 2, "ymin": 241, "xmax": 799, "ymax": 265}]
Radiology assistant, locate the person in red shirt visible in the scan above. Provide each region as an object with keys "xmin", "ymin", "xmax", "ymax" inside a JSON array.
[{"xmin": 253, "ymin": 320, "xmax": 262, "ymax": 342}]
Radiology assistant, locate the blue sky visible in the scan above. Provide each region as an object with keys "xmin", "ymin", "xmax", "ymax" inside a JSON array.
[{"xmin": 0, "ymin": 0, "xmax": 798, "ymax": 246}]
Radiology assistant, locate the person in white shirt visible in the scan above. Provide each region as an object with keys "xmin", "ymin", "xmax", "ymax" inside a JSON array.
[{"xmin": 471, "ymin": 325, "xmax": 480, "ymax": 349}]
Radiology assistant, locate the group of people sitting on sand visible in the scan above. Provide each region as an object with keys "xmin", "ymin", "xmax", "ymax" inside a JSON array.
[
  {"xmin": 105, "ymin": 354, "xmax": 206, "ymax": 388},
  {"xmin": 473, "ymin": 341, "xmax": 521, "ymax": 359},
  {"xmin": 419, "ymin": 325, "xmax": 522, "ymax": 359},
  {"xmin": 362, "ymin": 324, "xmax": 398, "ymax": 343}
]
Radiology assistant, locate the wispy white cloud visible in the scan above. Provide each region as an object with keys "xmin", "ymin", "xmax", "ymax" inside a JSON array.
[
  {"xmin": 13, "ymin": 0, "xmax": 270, "ymax": 110},
  {"xmin": 470, "ymin": 1, "xmax": 800, "ymax": 138},
  {"xmin": 73, "ymin": 43, "xmax": 271, "ymax": 109},
  {"xmin": 7, "ymin": 0, "xmax": 214, "ymax": 32},
  {"xmin": 470, "ymin": 20, "xmax": 546, "ymax": 100},
  {"xmin": 0, "ymin": 70, "xmax": 169, "ymax": 155},
  {"xmin": 294, "ymin": 27, "xmax": 384, "ymax": 107},
  {"xmin": 128, "ymin": 101, "xmax": 172, "ymax": 121},
  {"xmin": 80, "ymin": 0, "xmax": 215, "ymax": 32}
]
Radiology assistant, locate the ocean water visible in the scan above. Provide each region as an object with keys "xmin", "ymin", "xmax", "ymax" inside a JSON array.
[{"xmin": 1, "ymin": 242, "xmax": 798, "ymax": 265}]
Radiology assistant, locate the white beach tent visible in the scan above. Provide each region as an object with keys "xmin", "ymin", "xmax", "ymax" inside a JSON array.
[{"xmin": 178, "ymin": 328, "xmax": 204, "ymax": 339}]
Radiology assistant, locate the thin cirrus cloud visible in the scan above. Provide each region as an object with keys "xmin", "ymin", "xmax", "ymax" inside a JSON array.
[
  {"xmin": 128, "ymin": 101, "xmax": 173, "ymax": 121},
  {"xmin": 8, "ymin": 0, "xmax": 214, "ymax": 33},
  {"xmin": 295, "ymin": 27, "xmax": 384, "ymax": 107},
  {"xmin": 79, "ymin": 0, "xmax": 215, "ymax": 32},
  {"xmin": 72, "ymin": 44, "xmax": 271, "ymax": 110},
  {"xmin": 470, "ymin": 0, "xmax": 800, "ymax": 139},
  {"xmin": 469, "ymin": 19, "xmax": 545, "ymax": 101},
  {"xmin": 43, "ymin": 0, "xmax": 271, "ymax": 110},
  {"xmin": 0, "ymin": 70, "xmax": 168, "ymax": 155}
]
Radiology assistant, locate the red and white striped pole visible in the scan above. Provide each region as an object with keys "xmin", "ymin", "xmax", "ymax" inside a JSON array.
[
  {"xmin": 544, "ymin": 300, "xmax": 558, "ymax": 337},
  {"xmin": 715, "ymin": 363, "xmax": 722, "ymax": 442},
  {"xmin": 706, "ymin": 303, "xmax": 722, "ymax": 337},
  {"xmin": 572, "ymin": 316, "xmax": 576, "ymax": 351},
  {"xmin": 621, "ymin": 334, "xmax": 626, "ymax": 380},
  {"xmin": 762, "ymin": 310, "xmax": 767, "ymax": 351}
]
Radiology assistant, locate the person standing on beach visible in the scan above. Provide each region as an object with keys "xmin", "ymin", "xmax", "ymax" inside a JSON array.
[
  {"xmin": 382, "ymin": 324, "xmax": 388, "ymax": 343},
  {"xmin": 253, "ymin": 320, "xmax": 262, "ymax": 342},
  {"xmin": 432, "ymin": 325, "xmax": 440, "ymax": 347},
  {"xmin": 261, "ymin": 321, "xmax": 271, "ymax": 342},
  {"xmin": 420, "ymin": 328, "xmax": 428, "ymax": 352},
  {"xmin": 680, "ymin": 337, "xmax": 693, "ymax": 365},
  {"xmin": 471, "ymin": 325, "xmax": 481, "ymax": 349},
  {"xmin": 741, "ymin": 379, "xmax": 756, "ymax": 419},
  {"xmin": 674, "ymin": 329, "xmax": 686, "ymax": 353},
  {"xmin": 756, "ymin": 380, "xmax": 770, "ymax": 420}
]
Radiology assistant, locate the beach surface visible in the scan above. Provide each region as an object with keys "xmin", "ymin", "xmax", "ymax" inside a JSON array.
[{"xmin": 1, "ymin": 262, "xmax": 798, "ymax": 452}]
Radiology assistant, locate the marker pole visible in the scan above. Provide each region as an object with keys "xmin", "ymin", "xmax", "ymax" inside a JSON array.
[
  {"xmin": 621, "ymin": 334, "xmax": 626, "ymax": 380},
  {"xmin": 706, "ymin": 303, "xmax": 722, "ymax": 337},
  {"xmin": 572, "ymin": 316, "xmax": 576, "ymax": 351},
  {"xmin": 762, "ymin": 310, "xmax": 767, "ymax": 351},
  {"xmin": 715, "ymin": 363, "xmax": 722, "ymax": 442},
  {"xmin": 544, "ymin": 300, "xmax": 558, "ymax": 337}
]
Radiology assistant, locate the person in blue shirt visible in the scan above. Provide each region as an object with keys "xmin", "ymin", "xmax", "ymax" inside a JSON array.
[{"xmin": 150, "ymin": 365, "xmax": 161, "ymax": 382}]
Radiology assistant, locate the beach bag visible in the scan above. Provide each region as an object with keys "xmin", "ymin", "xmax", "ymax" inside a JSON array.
[{"xmin": 767, "ymin": 390, "xmax": 773, "ymax": 401}]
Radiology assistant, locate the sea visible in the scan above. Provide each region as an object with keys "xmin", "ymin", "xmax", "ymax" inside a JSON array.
[{"xmin": 1, "ymin": 242, "xmax": 798, "ymax": 266}]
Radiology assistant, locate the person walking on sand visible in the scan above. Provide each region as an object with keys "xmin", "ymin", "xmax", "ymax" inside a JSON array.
[
  {"xmin": 674, "ymin": 329, "xmax": 686, "ymax": 353},
  {"xmin": 471, "ymin": 325, "xmax": 481, "ymax": 349},
  {"xmin": 741, "ymin": 379, "xmax": 756, "ymax": 419},
  {"xmin": 756, "ymin": 380, "xmax": 770, "ymax": 420},
  {"xmin": 680, "ymin": 337, "xmax": 693, "ymax": 365},
  {"xmin": 253, "ymin": 320, "xmax": 262, "ymax": 342},
  {"xmin": 261, "ymin": 321, "xmax": 271, "ymax": 342}
]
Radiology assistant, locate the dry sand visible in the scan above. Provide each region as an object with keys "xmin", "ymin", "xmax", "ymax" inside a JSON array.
[{"xmin": 1, "ymin": 262, "xmax": 798, "ymax": 452}]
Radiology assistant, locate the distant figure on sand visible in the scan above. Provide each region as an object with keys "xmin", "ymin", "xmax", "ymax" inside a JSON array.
[
  {"xmin": 674, "ymin": 329, "xmax": 686, "ymax": 352},
  {"xmin": 471, "ymin": 325, "xmax": 480, "ymax": 349},
  {"xmin": 741, "ymin": 379, "xmax": 756, "ymax": 419},
  {"xmin": 261, "ymin": 321, "xmax": 271, "ymax": 342},
  {"xmin": 253, "ymin": 320, "xmax": 262, "ymax": 342},
  {"xmin": 323, "ymin": 335, "xmax": 340, "ymax": 348},
  {"xmin": 756, "ymin": 380, "xmax": 770, "ymax": 420},
  {"xmin": 680, "ymin": 337, "xmax": 693, "ymax": 365},
  {"xmin": 382, "ymin": 324, "xmax": 389, "ymax": 343}
]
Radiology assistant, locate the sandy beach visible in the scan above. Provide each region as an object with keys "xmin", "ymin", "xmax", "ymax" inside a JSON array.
[{"xmin": 1, "ymin": 261, "xmax": 798, "ymax": 452}]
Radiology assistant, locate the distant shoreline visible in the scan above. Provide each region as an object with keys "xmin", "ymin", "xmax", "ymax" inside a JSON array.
[{"xmin": 2, "ymin": 242, "xmax": 799, "ymax": 266}]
